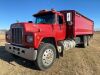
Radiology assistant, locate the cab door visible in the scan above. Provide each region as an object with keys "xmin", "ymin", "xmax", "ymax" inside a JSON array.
[{"xmin": 53, "ymin": 14, "xmax": 66, "ymax": 40}]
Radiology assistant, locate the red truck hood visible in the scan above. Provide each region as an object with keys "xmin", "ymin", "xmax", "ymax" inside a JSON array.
[{"xmin": 11, "ymin": 22, "xmax": 53, "ymax": 33}]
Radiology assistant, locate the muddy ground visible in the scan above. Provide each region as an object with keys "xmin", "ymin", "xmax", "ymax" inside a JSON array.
[{"xmin": 0, "ymin": 32, "xmax": 100, "ymax": 75}]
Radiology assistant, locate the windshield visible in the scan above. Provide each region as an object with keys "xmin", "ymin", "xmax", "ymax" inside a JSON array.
[{"xmin": 35, "ymin": 14, "xmax": 55, "ymax": 24}]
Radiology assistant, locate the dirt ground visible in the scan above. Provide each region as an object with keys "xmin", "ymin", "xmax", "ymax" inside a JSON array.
[{"xmin": 0, "ymin": 32, "xmax": 100, "ymax": 75}]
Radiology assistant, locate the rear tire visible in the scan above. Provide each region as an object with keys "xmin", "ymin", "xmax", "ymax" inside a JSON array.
[
  {"xmin": 87, "ymin": 36, "xmax": 90, "ymax": 46},
  {"xmin": 83, "ymin": 36, "xmax": 88, "ymax": 48},
  {"xmin": 35, "ymin": 43, "xmax": 56, "ymax": 70}
]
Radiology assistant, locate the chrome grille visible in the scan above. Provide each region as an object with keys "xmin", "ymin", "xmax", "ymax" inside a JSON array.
[{"xmin": 11, "ymin": 27, "xmax": 23, "ymax": 44}]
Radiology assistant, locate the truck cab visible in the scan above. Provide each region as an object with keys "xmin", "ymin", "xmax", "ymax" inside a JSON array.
[{"xmin": 33, "ymin": 9, "xmax": 66, "ymax": 48}]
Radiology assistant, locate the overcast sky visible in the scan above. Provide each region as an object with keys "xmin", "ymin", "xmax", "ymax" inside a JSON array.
[{"xmin": 0, "ymin": 0, "xmax": 100, "ymax": 30}]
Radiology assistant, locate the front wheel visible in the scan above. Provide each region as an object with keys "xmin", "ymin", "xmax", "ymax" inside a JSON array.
[{"xmin": 35, "ymin": 43, "xmax": 56, "ymax": 70}]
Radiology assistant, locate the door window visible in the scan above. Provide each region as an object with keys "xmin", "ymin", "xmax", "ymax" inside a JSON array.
[{"xmin": 58, "ymin": 16, "xmax": 63, "ymax": 24}]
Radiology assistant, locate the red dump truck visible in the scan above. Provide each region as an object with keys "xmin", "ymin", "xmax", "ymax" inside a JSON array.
[{"xmin": 5, "ymin": 9, "xmax": 94, "ymax": 70}]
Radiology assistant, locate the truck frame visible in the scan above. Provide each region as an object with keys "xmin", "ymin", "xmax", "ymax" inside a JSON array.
[{"xmin": 5, "ymin": 9, "xmax": 94, "ymax": 70}]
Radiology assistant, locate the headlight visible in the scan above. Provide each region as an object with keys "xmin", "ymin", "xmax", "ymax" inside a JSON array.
[
  {"xmin": 26, "ymin": 35, "xmax": 33, "ymax": 43},
  {"xmin": 6, "ymin": 34, "xmax": 10, "ymax": 39},
  {"xmin": 6, "ymin": 30, "xmax": 11, "ymax": 40}
]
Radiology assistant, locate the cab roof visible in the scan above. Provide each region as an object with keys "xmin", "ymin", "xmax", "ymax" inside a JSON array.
[{"xmin": 33, "ymin": 9, "xmax": 61, "ymax": 17}]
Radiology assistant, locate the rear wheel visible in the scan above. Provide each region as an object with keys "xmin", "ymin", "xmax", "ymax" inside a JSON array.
[
  {"xmin": 83, "ymin": 36, "xmax": 88, "ymax": 48},
  {"xmin": 35, "ymin": 43, "xmax": 56, "ymax": 70},
  {"xmin": 87, "ymin": 36, "xmax": 90, "ymax": 46}
]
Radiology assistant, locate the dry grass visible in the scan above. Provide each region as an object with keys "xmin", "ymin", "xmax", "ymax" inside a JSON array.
[
  {"xmin": 0, "ymin": 34, "xmax": 5, "ymax": 46},
  {"xmin": 0, "ymin": 32, "xmax": 100, "ymax": 75},
  {"xmin": 0, "ymin": 34, "xmax": 5, "ymax": 39}
]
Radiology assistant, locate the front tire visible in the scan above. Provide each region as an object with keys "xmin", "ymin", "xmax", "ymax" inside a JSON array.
[{"xmin": 35, "ymin": 43, "xmax": 56, "ymax": 70}]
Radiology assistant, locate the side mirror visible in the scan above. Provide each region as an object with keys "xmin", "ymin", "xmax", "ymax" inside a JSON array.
[{"xmin": 66, "ymin": 12, "xmax": 73, "ymax": 25}]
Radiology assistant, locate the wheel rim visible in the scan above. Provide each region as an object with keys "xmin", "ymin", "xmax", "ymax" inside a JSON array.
[{"xmin": 42, "ymin": 49, "xmax": 54, "ymax": 66}]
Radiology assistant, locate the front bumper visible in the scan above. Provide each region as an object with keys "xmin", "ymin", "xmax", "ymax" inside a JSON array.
[{"xmin": 5, "ymin": 44, "xmax": 37, "ymax": 61}]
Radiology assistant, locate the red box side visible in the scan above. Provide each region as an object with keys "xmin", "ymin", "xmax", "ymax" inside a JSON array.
[{"xmin": 74, "ymin": 12, "xmax": 94, "ymax": 36}]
